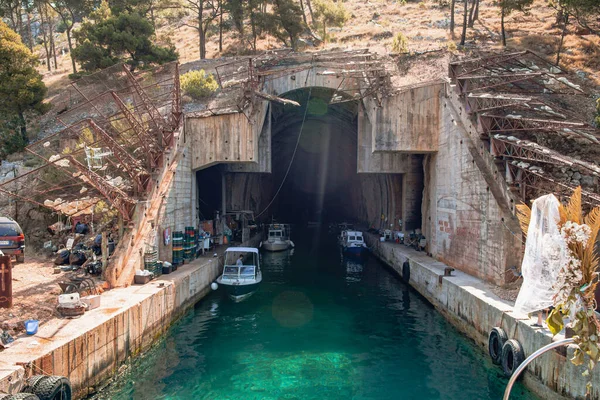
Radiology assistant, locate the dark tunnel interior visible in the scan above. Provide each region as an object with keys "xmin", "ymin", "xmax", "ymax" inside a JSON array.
[
  {"xmin": 269, "ymin": 88, "xmax": 362, "ymax": 224},
  {"xmin": 196, "ymin": 87, "xmax": 415, "ymax": 229}
]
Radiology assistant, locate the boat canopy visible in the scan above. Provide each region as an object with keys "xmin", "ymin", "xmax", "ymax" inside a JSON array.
[
  {"xmin": 225, "ymin": 247, "xmax": 259, "ymax": 254},
  {"xmin": 346, "ymin": 231, "xmax": 363, "ymax": 237}
]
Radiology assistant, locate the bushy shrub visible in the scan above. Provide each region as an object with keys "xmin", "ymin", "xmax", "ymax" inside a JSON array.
[
  {"xmin": 391, "ymin": 32, "xmax": 409, "ymax": 53},
  {"xmin": 180, "ymin": 70, "xmax": 219, "ymax": 100}
]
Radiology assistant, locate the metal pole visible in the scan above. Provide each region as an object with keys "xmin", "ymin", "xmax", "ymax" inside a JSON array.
[{"xmin": 503, "ymin": 338, "xmax": 575, "ymax": 400}]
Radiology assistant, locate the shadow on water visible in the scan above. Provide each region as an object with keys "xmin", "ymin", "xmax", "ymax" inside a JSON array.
[{"xmin": 95, "ymin": 228, "xmax": 539, "ymax": 400}]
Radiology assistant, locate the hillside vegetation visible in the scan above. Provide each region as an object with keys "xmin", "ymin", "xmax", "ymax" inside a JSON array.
[{"xmin": 0, "ymin": 0, "xmax": 599, "ymax": 156}]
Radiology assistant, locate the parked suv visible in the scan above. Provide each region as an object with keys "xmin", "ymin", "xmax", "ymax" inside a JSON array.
[{"xmin": 0, "ymin": 217, "xmax": 25, "ymax": 263}]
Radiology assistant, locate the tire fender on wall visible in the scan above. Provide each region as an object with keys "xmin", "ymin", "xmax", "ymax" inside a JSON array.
[
  {"xmin": 488, "ymin": 327, "xmax": 508, "ymax": 365},
  {"xmin": 501, "ymin": 339, "xmax": 525, "ymax": 378},
  {"xmin": 402, "ymin": 261, "xmax": 410, "ymax": 282}
]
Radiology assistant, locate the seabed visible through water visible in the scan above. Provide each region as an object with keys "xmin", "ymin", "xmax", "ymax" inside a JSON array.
[{"xmin": 97, "ymin": 230, "xmax": 538, "ymax": 400}]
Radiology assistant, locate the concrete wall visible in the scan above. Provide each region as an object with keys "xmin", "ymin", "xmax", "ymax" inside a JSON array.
[
  {"xmin": 366, "ymin": 235, "xmax": 600, "ymax": 400},
  {"xmin": 357, "ymin": 102, "xmax": 415, "ymax": 173},
  {"xmin": 364, "ymin": 83, "xmax": 443, "ymax": 154},
  {"xmin": 421, "ymin": 93, "xmax": 522, "ymax": 285},
  {"xmin": 157, "ymin": 141, "xmax": 196, "ymax": 262}
]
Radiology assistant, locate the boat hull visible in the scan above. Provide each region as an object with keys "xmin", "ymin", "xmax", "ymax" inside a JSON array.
[
  {"xmin": 218, "ymin": 280, "xmax": 261, "ymax": 302},
  {"xmin": 343, "ymin": 246, "xmax": 368, "ymax": 258},
  {"xmin": 262, "ymin": 241, "xmax": 290, "ymax": 252}
]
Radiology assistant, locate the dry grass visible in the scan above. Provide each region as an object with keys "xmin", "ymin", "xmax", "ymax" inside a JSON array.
[{"xmin": 36, "ymin": 0, "xmax": 600, "ymax": 97}]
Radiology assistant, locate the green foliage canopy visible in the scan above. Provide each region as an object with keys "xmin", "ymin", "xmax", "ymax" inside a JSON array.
[
  {"xmin": 73, "ymin": 10, "xmax": 178, "ymax": 72},
  {"xmin": 265, "ymin": 0, "xmax": 305, "ymax": 50},
  {"xmin": 313, "ymin": 0, "xmax": 348, "ymax": 39},
  {"xmin": 0, "ymin": 20, "xmax": 48, "ymax": 148}
]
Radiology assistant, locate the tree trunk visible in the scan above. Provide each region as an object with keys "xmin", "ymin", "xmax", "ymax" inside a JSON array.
[
  {"xmin": 305, "ymin": 0, "xmax": 314, "ymax": 23},
  {"xmin": 26, "ymin": 11, "xmax": 34, "ymax": 51},
  {"xmin": 250, "ymin": 10, "xmax": 257, "ymax": 50},
  {"xmin": 49, "ymin": 15, "xmax": 58, "ymax": 69},
  {"xmin": 501, "ymin": 6, "xmax": 506, "ymax": 46},
  {"xmin": 38, "ymin": 4, "xmax": 51, "ymax": 71},
  {"xmin": 219, "ymin": 0, "xmax": 223, "ymax": 52},
  {"xmin": 17, "ymin": 111, "xmax": 27, "ymax": 142},
  {"xmin": 468, "ymin": 0, "xmax": 476, "ymax": 27},
  {"xmin": 299, "ymin": 0, "xmax": 308, "ymax": 25},
  {"xmin": 473, "ymin": 0, "xmax": 479, "ymax": 21},
  {"xmin": 556, "ymin": 12, "xmax": 569, "ymax": 65},
  {"xmin": 66, "ymin": 25, "xmax": 77, "ymax": 73},
  {"xmin": 450, "ymin": 0, "xmax": 456, "ymax": 35},
  {"xmin": 460, "ymin": 0, "xmax": 468, "ymax": 45}
]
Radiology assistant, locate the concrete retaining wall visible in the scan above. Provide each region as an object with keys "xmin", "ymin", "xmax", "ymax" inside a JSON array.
[
  {"xmin": 0, "ymin": 235, "xmax": 260, "ymax": 399},
  {"xmin": 366, "ymin": 233, "xmax": 599, "ymax": 400}
]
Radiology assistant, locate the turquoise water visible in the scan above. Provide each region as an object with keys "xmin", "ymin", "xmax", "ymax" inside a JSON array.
[{"xmin": 100, "ymin": 233, "xmax": 538, "ymax": 400}]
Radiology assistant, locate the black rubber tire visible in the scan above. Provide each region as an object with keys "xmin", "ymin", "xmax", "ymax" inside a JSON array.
[
  {"xmin": 6, "ymin": 394, "xmax": 40, "ymax": 400},
  {"xmin": 21, "ymin": 375, "xmax": 47, "ymax": 394},
  {"xmin": 501, "ymin": 339, "xmax": 525, "ymax": 378},
  {"xmin": 27, "ymin": 376, "xmax": 71, "ymax": 400},
  {"xmin": 488, "ymin": 327, "xmax": 508, "ymax": 365},
  {"xmin": 402, "ymin": 261, "xmax": 410, "ymax": 282}
]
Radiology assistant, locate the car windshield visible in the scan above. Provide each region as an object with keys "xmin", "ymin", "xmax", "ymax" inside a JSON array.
[{"xmin": 0, "ymin": 223, "xmax": 22, "ymax": 237}]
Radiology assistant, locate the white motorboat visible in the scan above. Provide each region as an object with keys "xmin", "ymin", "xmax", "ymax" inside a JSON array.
[
  {"xmin": 340, "ymin": 230, "xmax": 368, "ymax": 257},
  {"xmin": 216, "ymin": 247, "xmax": 262, "ymax": 302},
  {"xmin": 261, "ymin": 223, "xmax": 294, "ymax": 252}
]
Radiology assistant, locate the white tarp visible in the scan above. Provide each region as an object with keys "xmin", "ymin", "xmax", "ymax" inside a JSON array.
[{"xmin": 514, "ymin": 194, "xmax": 568, "ymax": 315}]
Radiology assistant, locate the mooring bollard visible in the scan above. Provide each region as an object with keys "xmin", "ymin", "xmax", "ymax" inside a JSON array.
[{"xmin": 0, "ymin": 255, "xmax": 13, "ymax": 308}]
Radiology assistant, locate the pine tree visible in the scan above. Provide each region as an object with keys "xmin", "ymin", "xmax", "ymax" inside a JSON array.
[
  {"xmin": 73, "ymin": 6, "xmax": 178, "ymax": 71},
  {"xmin": 0, "ymin": 21, "xmax": 48, "ymax": 145}
]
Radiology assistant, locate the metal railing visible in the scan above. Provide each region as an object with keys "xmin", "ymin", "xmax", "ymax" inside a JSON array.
[{"xmin": 503, "ymin": 337, "xmax": 575, "ymax": 400}]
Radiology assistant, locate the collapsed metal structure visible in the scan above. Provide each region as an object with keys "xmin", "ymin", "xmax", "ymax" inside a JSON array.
[
  {"xmin": 195, "ymin": 48, "xmax": 393, "ymax": 116},
  {"xmin": 0, "ymin": 63, "xmax": 182, "ymax": 221},
  {"xmin": 450, "ymin": 50, "xmax": 600, "ymax": 207}
]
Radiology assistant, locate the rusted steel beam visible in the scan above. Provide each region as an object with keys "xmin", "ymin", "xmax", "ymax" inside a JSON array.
[
  {"xmin": 121, "ymin": 65, "xmax": 165, "ymax": 137},
  {"xmin": 491, "ymin": 136, "xmax": 600, "ymax": 175},
  {"xmin": 85, "ymin": 119, "xmax": 151, "ymax": 192},
  {"xmin": 456, "ymin": 72, "xmax": 544, "ymax": 94},
  {"xmin": 479, "ymin": 114, "xmax": 596, "ymax": 135},
  {"xmin": 66, "ymin": 156, "xmax": 137, "ymax": 221},
  {"xmin": 110, "ymin": 92, "xmax": 161, "ymax": 168},
  {"xmin": 449, "ymin": 51, "xmax": 528, "ymax": 79},
  {"xmin": 466, "ymin": 94, "xmax": 533, "ymax": 114}
]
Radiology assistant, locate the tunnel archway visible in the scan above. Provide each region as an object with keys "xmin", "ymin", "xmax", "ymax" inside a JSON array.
[{"xmin": 197, "ymin": 86, "xmax": 423, "ymax": 232}]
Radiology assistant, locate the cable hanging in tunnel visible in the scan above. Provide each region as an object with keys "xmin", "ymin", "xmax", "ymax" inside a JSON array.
[{"xmin": 255, "ymin": 86, "xmax": 313, "ymax": 219}]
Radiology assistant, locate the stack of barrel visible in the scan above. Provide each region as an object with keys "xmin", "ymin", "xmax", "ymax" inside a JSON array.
[
  {"xmin": 144, "ymin": 247, "xmax": 161, "ymax": 278},
  {"xmin": 172, "ymin": 231, "xmax": 184, "ymax": 266},
  {"xmin": 184, "ymin": 226, "xmax": 196, "ymax": 262}
]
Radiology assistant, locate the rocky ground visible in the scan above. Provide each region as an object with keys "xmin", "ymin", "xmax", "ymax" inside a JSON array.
[{"xmin": 0, "ymin": 254, "xmax": 104, "ymax": 340}]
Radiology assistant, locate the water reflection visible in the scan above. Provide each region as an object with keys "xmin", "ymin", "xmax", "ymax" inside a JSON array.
[{"xmin": 343, "ymin": 257, "xmax": 365, "ymax": 282}]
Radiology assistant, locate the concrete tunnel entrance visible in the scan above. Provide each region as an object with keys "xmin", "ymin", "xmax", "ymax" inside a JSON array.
[{"xmin": 195, "ymin": 87, "xmax": 424, "ymax": 231}]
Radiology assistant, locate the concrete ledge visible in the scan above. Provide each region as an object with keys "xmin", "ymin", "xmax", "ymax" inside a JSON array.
[
  {"xmin": 0, "ymin": 235, "xmax": 260, "ymax": 398},
  {"xmin": 366, "ymin": 233, "xmax": 598, "ymax": 400}
]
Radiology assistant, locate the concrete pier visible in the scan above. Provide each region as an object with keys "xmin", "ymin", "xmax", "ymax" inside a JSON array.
[
  {"xmin": 0, "ymin": 235, "xmax": 261, "ymax": 398},
  {"xmin": 365, "ymin": 233, "xmax": 599, "ymax": 400}
]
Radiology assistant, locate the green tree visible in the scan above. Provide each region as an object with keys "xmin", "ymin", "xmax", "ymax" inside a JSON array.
[
  {"xmin": 0, "ymin": 21, "xmax": 48, "ymax": 145},
  {"xmin": 47, "ymin": 0, "xmax": 93, "ymax": 74},
  {"xmin": 499, "ymin": 0, "xmax": 533, "ymax": 46},
  {"xmin": 73, "ymin": 10, "xmax": 178, "ymax": 72},
  {"xmin": 182, "ymin": 0, "xmax": 221, "ymax": 59},
  {"xmin": 266, "ymin": 0, "xmax": 305, "ymax": 50},
  {"xmin": 312, "ymin": 0, "xmax": 347, "ymax": 40}
]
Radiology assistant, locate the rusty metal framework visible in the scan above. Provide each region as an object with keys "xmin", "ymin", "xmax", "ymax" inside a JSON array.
[
  {"xmin": 197, "ymin": 49, "xmax": 392, "ymax": 117},
  {"xmin": 451, "ymin": 51, "xmax": 600, "ymax": 207},
  {"xmin": 0, "ymin": 62, "xmax": 182, "ymax": 221}
]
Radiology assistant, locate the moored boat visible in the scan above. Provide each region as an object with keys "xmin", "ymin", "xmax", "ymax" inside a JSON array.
[
  {"xmin": 341, "ymin": 230, "xmax": 368, "ymax": 257},
  {"xmin": 216, "ymin": 247, "xmax": 262, "ymax": 302},
  {"xmin": 261, "ymin": 223, "xmax": 294, "ymax": 252}
]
